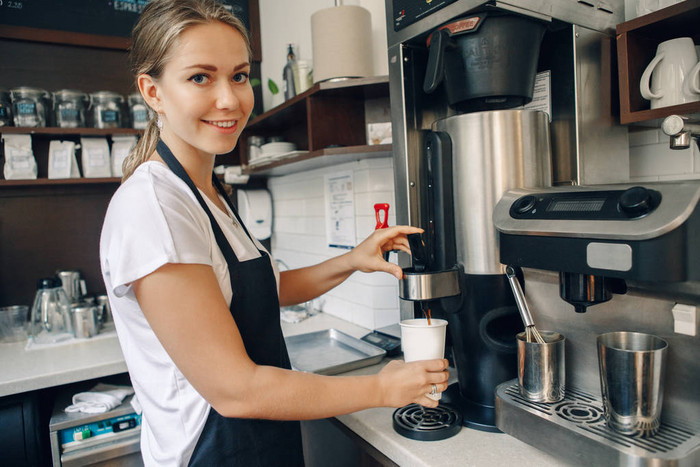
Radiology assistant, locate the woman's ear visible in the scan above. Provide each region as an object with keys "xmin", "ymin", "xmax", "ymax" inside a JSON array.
[{"xmin": 137, "ymin": 74, "xmax": 160, "ymax": 113}]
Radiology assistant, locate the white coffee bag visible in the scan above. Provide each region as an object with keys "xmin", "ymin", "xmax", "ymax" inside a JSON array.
[
  {"xmin": 80, "ymin": 137, "xmax": 111, "ymax": 178},
  {"xmin": 3, "ymin": 134, "xmax": 37, "ymax": 180},
  {"xmin": 48, "ymin": 140, "xmax": 80, "ymax": 179}
]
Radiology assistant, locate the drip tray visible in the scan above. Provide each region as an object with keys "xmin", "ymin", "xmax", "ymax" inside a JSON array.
[
  {"xmin": 393, "ymin": 403, "xmax": 462, "ymax": 441},
  {"xmin": 495, "ymin": 380, "xmax": 699, "ymax": 466}
]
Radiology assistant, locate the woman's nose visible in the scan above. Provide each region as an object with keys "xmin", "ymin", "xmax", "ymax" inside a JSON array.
[{"xmin": 216, "ymin": 83, "xmax": 239, "ymax": 110}]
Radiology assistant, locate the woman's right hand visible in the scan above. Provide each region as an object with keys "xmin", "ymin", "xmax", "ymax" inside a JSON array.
[{"xmin": 376, "ymin": 359, "xmax": 450, "ymax": 408}]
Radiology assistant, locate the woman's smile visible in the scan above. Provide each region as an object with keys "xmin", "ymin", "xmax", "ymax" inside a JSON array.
[{"xmin": 203, "ymin": 119, "xmax": 238, "ymax": 132}]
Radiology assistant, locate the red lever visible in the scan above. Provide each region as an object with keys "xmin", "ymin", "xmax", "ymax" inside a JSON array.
[{"xmin": 374, "ymin": 203, "xmax": 390, "ymax": 229}]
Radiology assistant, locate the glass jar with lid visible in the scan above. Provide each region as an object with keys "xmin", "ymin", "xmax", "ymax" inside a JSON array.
[
  {"xmin": 88, "ymin": 91, "xmax": 124, "ymax": 128},
  {"xmin": 0, "ymin": 89, "xmax": 12, "ymax": 126},
  {"xmin": 53, "ymin": 89, "xmax": 88, "ymax": 128},
  {"xmin": 10, "ymin": 87, "xmax": 50, "ymax": 127},
  {"xmin": 128, "ymin": 92, "xmax": 152, "ymax": 129}
]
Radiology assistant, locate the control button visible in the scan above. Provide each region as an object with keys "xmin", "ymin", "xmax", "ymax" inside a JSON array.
[
  {"xmin": 619, "ymin": 186, "xmax": 653, "ymax": 217},
  {"xmin": 513, "ymin": 195, "xmax": 536, "ymax": 214},
  {"xmin": 73, "ymin": 428, "xmax": 91, "ymax": 442}
]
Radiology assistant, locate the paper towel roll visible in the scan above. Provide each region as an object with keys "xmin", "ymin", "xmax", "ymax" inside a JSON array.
[{"xmin": 311, "ymin": 5, "xmax": 374, "ymax": 83}]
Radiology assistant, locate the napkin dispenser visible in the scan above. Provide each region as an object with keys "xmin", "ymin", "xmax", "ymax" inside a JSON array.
[{"xmin": 237, "ymin": 189, "xmax": 272, "ymax": 240}]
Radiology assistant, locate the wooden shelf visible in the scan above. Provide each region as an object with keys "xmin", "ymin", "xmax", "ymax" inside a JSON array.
[
  {"xmin": 1, "ymin": 127, "xmax": 142, "ymax": 136},
  {"xmin": 616, "ymin": 0, "xmax": 700, "ymax": 124},
  {"xmin": 0, "ymin": 177, "xmax": 120, "ymax": 188},
  {"xmin": 244, "ymin": 144, "xmax": 392, "ymax": 176},
  {"xmin": 239, "ymin": 76, "xmax": 391, "ymax": 176}
]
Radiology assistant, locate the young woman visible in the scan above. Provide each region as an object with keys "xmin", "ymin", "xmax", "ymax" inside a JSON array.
[{"xmin": 99, "ymin": 1, "xmax": 449, "ymax": 465}]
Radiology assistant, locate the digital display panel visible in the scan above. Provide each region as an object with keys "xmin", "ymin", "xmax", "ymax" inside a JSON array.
[{"xmin": 547, "ymin": 198, "xmax": 605, "ymax": 212}]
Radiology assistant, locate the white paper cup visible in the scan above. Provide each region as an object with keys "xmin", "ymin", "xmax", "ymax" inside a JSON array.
[{"xmin": 399, "ymin": 318, "xmax": 448, "ymax": 400}]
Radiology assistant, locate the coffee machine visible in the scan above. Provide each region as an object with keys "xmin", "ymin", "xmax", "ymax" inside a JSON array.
[
  {"xmin": 386, "ymin": 0, "xmax": 627, "ymax": 434},
  {"xmin": 386, "ymin": 1, "xmax": 699, "ymax": 464}
]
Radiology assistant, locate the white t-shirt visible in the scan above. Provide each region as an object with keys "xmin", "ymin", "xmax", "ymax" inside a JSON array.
[{"xmin": 99, "ymin": 161, "xmax": 277, "ymax": 466}]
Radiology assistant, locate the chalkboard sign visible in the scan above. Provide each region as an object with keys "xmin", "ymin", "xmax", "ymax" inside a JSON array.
[{"xmin": 0, "ymin": 0, "xmax": 251, "ymax": 40}]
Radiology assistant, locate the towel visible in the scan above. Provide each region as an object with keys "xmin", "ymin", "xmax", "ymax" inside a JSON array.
[{"xmin": 65, "ymin": 383, "xmax": 135, "ymax": 414}]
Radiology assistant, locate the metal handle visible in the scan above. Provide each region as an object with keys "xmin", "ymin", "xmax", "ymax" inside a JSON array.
[{"xmin": 505, "ymin": 266, "xmax": 535, "ymax": 328}]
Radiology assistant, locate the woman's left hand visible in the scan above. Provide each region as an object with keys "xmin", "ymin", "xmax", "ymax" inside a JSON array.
[{"xmin": 347, "ymin": 225, "xmax": 423, "ymax": 279}]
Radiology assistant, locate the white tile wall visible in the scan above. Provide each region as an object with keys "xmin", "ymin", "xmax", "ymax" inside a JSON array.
[
  {"xmin": 268, "ymin": 156, "xmax": 400, "ymax": 330},
  {"xmin": 628, "ymin": 128, "xmax": 700, "ymax": 181}
]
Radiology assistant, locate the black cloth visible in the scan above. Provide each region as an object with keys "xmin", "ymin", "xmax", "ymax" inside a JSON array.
[{"xmin": 155, "ymin": 141, "xmax": 304, "ymax": 466}]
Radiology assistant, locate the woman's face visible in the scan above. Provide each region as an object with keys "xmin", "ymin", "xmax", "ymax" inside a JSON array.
[{"xmin": 150, "ymin": 21, "xmax": 253, "ymax": 158}]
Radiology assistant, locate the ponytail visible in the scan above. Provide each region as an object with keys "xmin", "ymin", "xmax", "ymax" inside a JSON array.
[{"xmin": 121, "ymin": 116, "xmax": 159, "ymax": 181}]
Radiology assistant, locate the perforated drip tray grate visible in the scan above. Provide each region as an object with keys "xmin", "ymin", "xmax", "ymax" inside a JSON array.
[
  {"xmin": 495, "ymin": 380, "xmax": 700, "ymax": 466},
  {"xmin": 393, "ymin": 403, "xmax": 462, "ymax": 441}
]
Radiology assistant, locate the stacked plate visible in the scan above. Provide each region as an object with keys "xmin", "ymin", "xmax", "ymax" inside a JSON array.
[{"xmin": 249, "ymin": 141, "xmax": 305, "ymax": 167}]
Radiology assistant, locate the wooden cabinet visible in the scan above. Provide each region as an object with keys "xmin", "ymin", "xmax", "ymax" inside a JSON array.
[
  {"xmin": 240, "ymin": 76, "xmax": 392, "ymax": 176},
  {"xmin": 616, "ymin": 0, "xmax": 700, "ymax": 124}
]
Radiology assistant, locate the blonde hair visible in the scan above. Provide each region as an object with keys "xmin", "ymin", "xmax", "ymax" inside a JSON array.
[{"xmin": 122, "ymin": 0, "xmax": 251, "ymax": 181}]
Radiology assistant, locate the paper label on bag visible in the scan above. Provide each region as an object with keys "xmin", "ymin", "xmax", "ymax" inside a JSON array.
[{"xmin": 52, "ymin": 150, "xmax": 69, "ymax": 168}]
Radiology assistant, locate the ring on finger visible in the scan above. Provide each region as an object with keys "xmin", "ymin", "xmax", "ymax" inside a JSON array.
[{"xmin": 430, "ymin": 384, "xmax": 437, "ymax": 396}]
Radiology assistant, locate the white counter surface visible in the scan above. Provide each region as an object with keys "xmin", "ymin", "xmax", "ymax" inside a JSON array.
[
  {"xmin": 0, "ymin": 327, "xmax": 127, "ymax": 398},
  {"xmin": 0, "ymin": 313, "xmax": 571, "ymax": 465}
]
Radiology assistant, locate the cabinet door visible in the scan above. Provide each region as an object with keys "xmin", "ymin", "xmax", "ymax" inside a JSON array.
[{"xmin": 0, "ymin": 392, "xmax": 45, "ymax": 466}]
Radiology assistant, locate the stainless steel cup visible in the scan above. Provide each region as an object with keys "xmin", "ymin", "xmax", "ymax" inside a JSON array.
[
  {"xmin": 70, "ymin": 304, "xmax": 98, "ymax": 339},
  {"xmin": 517, "ymin": 330, "xmax": 565, "ymax": 403},
  {"xmin": 96, "ymin": 294, "xmax": 112, "ymax": 325},
  {"xmin": 597, "ymin": 331, "xmax": 668, "ymax": 437}
]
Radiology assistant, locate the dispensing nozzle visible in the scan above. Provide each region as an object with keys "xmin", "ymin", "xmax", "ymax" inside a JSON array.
[{"xmin": 661, "ymin": 115, "xmax": 700, "ymax": 150}]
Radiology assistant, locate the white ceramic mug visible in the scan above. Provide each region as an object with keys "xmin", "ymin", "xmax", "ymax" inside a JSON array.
[{"xmin": 640, "ymin": 37, "xmax": 700, "ymax": 109}]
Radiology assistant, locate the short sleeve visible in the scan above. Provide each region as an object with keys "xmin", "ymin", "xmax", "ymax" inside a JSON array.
[{"xmin": 100, "ymin": 164, "xmax": 214, "ymax": 297}]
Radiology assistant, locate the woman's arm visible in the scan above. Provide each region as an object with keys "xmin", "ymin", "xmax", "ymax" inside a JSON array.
[
  {"xmin": 278, "ymin": 225, "xmax": 422, "ymax": 306},
  {"xmin": 133, "ymin": 261, "xmax": 448, "ymax": 420}
]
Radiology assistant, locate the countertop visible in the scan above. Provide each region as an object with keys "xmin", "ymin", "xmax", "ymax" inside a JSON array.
[
  {"xmin": 0, "ymin": 325, "xmax": 127, "ymax": 398},
  {"xmin": 0, "ymin": 313, "xmax": 571, "ymax": 466}
]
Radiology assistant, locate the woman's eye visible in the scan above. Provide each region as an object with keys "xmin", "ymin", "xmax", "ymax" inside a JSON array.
[
  {"xmin": 233, "ymin": 72, "xmax": 249, "ymax": 84},
  {"xmin": 189, "ymin": 74, "xmax": 209, "ymax": 85}
]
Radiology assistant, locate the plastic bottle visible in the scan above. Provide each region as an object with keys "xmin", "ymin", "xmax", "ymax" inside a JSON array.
[{"xmin": 282, "ymin": 44, "xmax": 297, "ymax": 100}]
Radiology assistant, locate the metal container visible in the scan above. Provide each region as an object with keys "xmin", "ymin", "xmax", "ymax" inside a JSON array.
[
  {"xmin": 10, "ymin": 87, "xmax": 50, "ymax": 127},
  {"xmin": 0, "ymin": 89, "xmax": 12, "ymax": 126},
  {"xmin": 284, "ymin": 328, "xmax": 386, "ymax": 375},
  {"xmin": 96, "ymin": 294, "xmax": 112, "ymax": 326},
  {"xmin": 52, "ymin": 89, "xmax": 88, "ymax": 128},
  {"xmin": 128, "ymin": 92, "xmax": 151, "ymax": 129},
  {"xmin": 56, "ymin": 270, "xmax": 84, "ymax": 303},
  {"xmin": 71, "ymin": 303, "xmax": 99, "ymax": 339},
  {"xmin": 517, "ymin": 331, "xmax": 565, "ymax": 403},
  {"xmin": 597, "ymin": 331, "xmax": 668, "ymax": 437},
  {"xmin": 399, "ymin": 268, "xmax": 460, "ymax": 301},
  {"xmin": 432, "ymin": 109, "xmax": 552, "ymax": 275},
  {"xmin": 89, "ymin": 91, "xmax": 124, "ymax": 128}
]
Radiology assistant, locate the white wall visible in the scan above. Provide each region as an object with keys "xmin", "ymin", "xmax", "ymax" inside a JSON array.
[
  {"xmin": 268, "ymin": 157, "xmax": 400, "ymax": 330},
  {"xmin": 629, "ymin": 129, "xmax": 700, "ymax": 181},
  {"xmin": 258, "ymin": 0, "xmax": 388, "ymax": 111}
]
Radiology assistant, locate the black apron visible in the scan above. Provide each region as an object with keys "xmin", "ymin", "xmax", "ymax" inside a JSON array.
[{"xmin": 156, "ymin": 141, "xmax": 304, "ymax": 467}]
